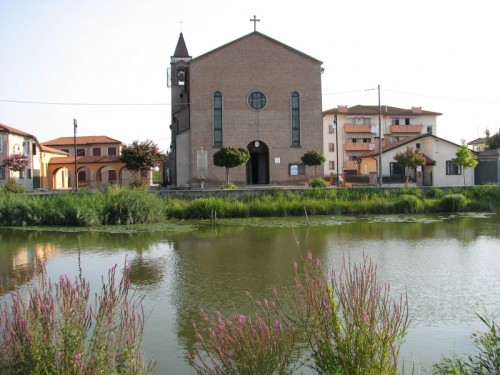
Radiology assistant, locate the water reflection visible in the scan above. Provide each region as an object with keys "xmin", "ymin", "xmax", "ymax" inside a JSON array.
[{"xmin": 0, "ymin": 213, "xmax": 499, "ymax": 374}]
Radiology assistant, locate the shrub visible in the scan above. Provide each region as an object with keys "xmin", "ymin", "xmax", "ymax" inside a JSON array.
[
  {"xmin": 284, "ymin": 252, "xmax": 410, "ymax": 374},
  {"xmin": 220, "ymin": 183, "xmax": 237, "ymax": 190},
  {"xmin": 307, "ymin": 177, "xmax": 328, "ymax": 189},
  {"xmin": 188, "ymin": 252, "xmax": 410, "ymax": 375},
  {"xmin": 440, "ymin": 193, "xmax": 467, "ymax": 212},
  {"xmin": 188, "ymin": 295, "xmax": 297, "ymax": 375},
  {"xmin": 425, "ymin": 187, "xmax": 445, "ymax": 199},
  {"xmin": 394, "ymin": 194, "xmax": 421, "ymax": 213},
  {"xmin": 0, "ymin": 262, "xmax": 154, "ymax": 374},
  {"xmin": 2, "ymin": 180, "xmax": 26, "ymax": 194}
]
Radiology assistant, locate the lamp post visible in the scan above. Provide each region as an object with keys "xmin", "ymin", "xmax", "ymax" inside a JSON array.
[
  {"xmin": 74, "ymin": 119, "xmax": 78, "ymax": 191},
  {"xmin": 334, "ymin": 114, "xmax": 339, "ymax": 187}
]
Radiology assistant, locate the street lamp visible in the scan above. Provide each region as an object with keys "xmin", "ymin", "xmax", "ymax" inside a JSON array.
[
  {"xmin": 74, "ymin": 119, "xmax": 78, "ymax": 191},
  {"xmin": 334, "ymin": 114, "xmax": 339, "ymax": 187}
]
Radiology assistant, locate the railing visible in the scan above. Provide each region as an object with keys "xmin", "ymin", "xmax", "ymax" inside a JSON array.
[
  {"xmin": 344, "ymin": 125, "xmax": 373, "ymax": 133},
  {"xmin": 344, "ymin": 143, "xmax": 375, "ymax": 151},
  {"xmin": 390, "ymin": 125, "xmax": 423, "ymax": 133}
]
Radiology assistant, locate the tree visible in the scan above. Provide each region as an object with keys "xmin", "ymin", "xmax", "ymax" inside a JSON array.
[
  {"xmin": 301, "ymin": 150, "xmax": 326, "ymax": 177},
  {"xmin": 393, "ymin": 146, "xmax": 426, "ymax": 184},
  {"xmin": 1, "ymin": 153, "xmax": 29, "ymax": 180},
  {"xmin": 213, "ymin": 146, "xmax": 250, "ymax": 186},
  {"xmin": 454, "ymin": 140, "xmax": 478, "ymax": 185},
  {"xmin": 119, "ymin": 140, "xmax": 164, "ymax": 185},
  {"xmin": 486, "ymin": 133, "xmax": 500, "ymax": 150}
]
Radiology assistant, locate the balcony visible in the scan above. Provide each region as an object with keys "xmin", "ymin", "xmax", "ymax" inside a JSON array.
[
  {"xmin": 343, "ymin": 160, "xmax": 358, "ymax": 170},
  {"xmin": 390, "ymin": 125, "xmax": 423, "ymax": 134},
  {"xmin": 344, "ymin": 143, "xmax": 375, "ymax": 152},
  {"xmin": 344, "ymin": 125, "xmax": 374, "ymax": 133}
]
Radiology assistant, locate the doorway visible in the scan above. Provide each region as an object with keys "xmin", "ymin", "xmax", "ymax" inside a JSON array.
[{"xmin": 246, "ymin": 140, "xmax": 269, "ymax": 184}]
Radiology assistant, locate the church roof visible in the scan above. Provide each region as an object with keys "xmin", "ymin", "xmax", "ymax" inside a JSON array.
[
  {"xmin": 189, "ymin": 31, "xmax": 322, "ymax": 64},
  {"xmin": 172, "ymin": 33, "xmax": 191, "ymax": 58},
  {"xmin": 323, "ymin": 105, "xmax": 442, "ymax": 117}
]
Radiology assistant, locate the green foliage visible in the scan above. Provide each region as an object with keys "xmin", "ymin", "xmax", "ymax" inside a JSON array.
[
  {"xmin": 0, "ymin": 262, "xmax": 154, "ymax": 374},
  {"xmin": 2, "ymin": 180, "xmax": 26, "ymax": 193},
  {"xmin": 486, "ymin": 133, "xmax": 500, "ymax": 150},
  {"xmin": 393, "ymin": 146, "xmax": 426, "ymax": 182},
  {"xmin": 0, "ymin": 188, "xmax": 165, "ymax": 226},
  {"xmin": 188, "ymin": 253, "xmax": 409, "ymax": 375},
  {"xmin": 213, "ymin": 147, "xmax": 250, "ymax": 185},
  {"xmin": 433, "ymin": 312, "xmax": 500, "ymax": 374},
  {"xmin": 454, "ymin": 140, "xmax": 478, "ymax": 185},
  {"xmin": 301, "ymin": 150, "xmax": 326, "ymax": 176},
  {"xmin": 120, "ymin": 140, "xmax": 164, "ymax": 183},
  {"xmin": 440, "ymin": 193, "xmax": 468, "ymax": 212},
  {"xmin": 308, "ymin": 177, "xmax": 328, "ymax": 188},
  {"xmin": 394, "ymin": 194, "xmax": 421, "ymax": 213},
  {"xmin": 220, "ymin": 182, "xmax": 238, "ymax": 190}
]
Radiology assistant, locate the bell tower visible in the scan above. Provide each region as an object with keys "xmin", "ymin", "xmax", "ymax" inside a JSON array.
[{"xmin": 168, "ymin": 33, "xmax": 192, "ymax": 186}]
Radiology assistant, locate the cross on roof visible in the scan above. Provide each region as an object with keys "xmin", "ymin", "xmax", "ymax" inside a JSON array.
[{"xmin": 250, "ymin": 15, "xmax": 260, "ymax": 31}]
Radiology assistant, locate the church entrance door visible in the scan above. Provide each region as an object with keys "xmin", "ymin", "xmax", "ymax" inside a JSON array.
[{"xmin": 246, "ymin": 141, "xmax": 269, "ymax": 185}]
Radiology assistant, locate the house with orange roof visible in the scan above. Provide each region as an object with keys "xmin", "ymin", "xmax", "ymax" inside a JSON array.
[
  {"xmin": 358, "ymin": 133, "xmax": 475, "ymax": 186},
  {"xmin": 41, "ymin": 136, "xmax": 148, "ymax": 189}
]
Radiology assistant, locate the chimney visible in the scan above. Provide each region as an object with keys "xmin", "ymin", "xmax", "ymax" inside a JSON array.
[
  {"xmin": 338, "ymin": 105, "xmax": 348, "ymax": 114},
  {"xmin": 411, "ymin": 106, "xmax": 422, "ymax": 114}
]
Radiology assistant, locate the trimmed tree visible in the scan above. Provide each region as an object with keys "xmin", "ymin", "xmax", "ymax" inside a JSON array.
[
  {"xmin": 393, "ymin": 146, "xmax": 426, "ymax": 184},
  {"xmin": 454, "ymin": 140, "xmax": 478, "ymax": 185},
  {"xmin": 486, "ymin": 133, "xmax": 500, "ymax": 150},
  {"xmin": 301, "ymin": 150, "xmax": 326, "ymax": 177},
  {"xmin": 2, "ymin": 153, "xmax": 29, "ymax": 180},
  {"xmin": 213, "ymin": 146, "xmax": 250, "ymax": 187},
  {"xmin": 119, "ymin": 140, "xmax": 164, "ymax": 186}
]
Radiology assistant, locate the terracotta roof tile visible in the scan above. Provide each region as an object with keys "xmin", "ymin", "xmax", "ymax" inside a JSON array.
[
  {"xmin": 42, "ymin": 136, "xmax": 121, "ymax": 146},
  {"xmin": 323, "ymin": 105, "xmax": 442, "ymax": 116},
  {"xmin": 0, "ymin": 123, "xmax": 36, "ymax": 138},
  {"xmin": 40, "ymin": 145, "xmax": 68, "ymax": 155}
]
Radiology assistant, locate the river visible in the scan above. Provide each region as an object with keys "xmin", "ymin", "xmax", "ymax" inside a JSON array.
[{"xmin": 1, "ymin": 212, "xmax": 499, "ymax": 373}]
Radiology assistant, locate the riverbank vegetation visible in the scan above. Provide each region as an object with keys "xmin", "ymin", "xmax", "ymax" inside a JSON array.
[
  {"xmin": 0, "ymin": 262, "xmax": 154, "ymax": 374},
  {"xmin": 0, "ymin": 185, "xmax": 499, "ymax": 226}
]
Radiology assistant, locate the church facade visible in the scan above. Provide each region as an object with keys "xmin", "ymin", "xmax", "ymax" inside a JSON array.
[{"xmin": 168, "ymin": 31, "xmax": 324, "ymax": 187}]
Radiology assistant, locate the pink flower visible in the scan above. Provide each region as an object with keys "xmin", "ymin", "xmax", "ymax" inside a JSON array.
[
  {"xmin": 73, "ymin": 353, "xmax": 82, "ymax": 360},
  {"xmin": 362, "ymin": 311, "xmax": 369, "ymax": 323}
]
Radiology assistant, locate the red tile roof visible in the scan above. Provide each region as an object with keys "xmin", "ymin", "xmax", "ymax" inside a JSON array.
[
  {"xmin": 42, "ymin": 136, "xmax": 122, "ymax": 146},
  {"xmin": 40, "ymin": 145, "xmax": 68, "ymax": 155},
  {"xmin": 0, "ymin": 123, "xmax": 36, "ymax": 138},
  {"xmin": 323, "ymin": 105, "xmax": 442, "ymax": 116},
  {"xmin": 49, "ymin": 155, "xmax": 122, "ymax": 164}
]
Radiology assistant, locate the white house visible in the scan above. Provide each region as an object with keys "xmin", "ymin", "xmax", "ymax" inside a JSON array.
[
  {"xmin": 323, "ymin": 105, "xmax": 442, "ymax": 179},
  {"xmin": 359, "ymin": 133, "xmax": 475, "ymax": 187},
  {"xmin": 0, "ymin": 123, "xmax": 42, "ymax": 190}
]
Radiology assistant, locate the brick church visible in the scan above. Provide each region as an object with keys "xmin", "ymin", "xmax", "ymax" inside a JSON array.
[{"xmin": 167, "ymin": 26, "xmax": 324, "ymax": 187}]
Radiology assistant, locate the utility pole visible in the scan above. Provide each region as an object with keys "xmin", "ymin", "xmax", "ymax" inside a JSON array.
[
  {"xmin": 74, "ymin": 119, "xmax": 78, "ymax": 191},
  {"xmin": 378, "ymin": 85, "xmax": 383, "ymax": 187}
]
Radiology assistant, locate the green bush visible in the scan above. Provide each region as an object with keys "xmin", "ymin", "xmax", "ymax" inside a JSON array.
[
  {"xmin": 440, "ymin": 193, "xmax": 468, "ymax": 212},
  {"xmin": 307, "ymin": 177, "xmax": 328, "ymax": 188},
  {"xmin": 394, "ymin": 194, "xmax": 421, "ymax": 213},
  {"xmin": 2, "ymin": 180, "xmax": 26, "ymax": 194}
]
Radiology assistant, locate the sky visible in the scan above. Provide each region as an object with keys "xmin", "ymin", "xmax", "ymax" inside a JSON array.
[{"xmin": 1, "ymin": 0, "xmax": 500, "ymax": 153}]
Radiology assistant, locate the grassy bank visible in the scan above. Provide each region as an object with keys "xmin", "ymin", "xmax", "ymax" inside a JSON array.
[
  {"xmin": 0, "ymin": 185, "xmax": 499, "ymax": 226},
  {"xmin": 164, "ymin": 185, "xmax": 500, "ymax": 220}
]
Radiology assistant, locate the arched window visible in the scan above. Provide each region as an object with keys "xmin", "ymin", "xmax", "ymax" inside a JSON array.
[
  {"xmin": 214, "ymin": 91, "xmax": 223, "ymax": 147},
  {"xmin": 291, "ymin": 92, "xmax": 300, "ymax": 146}
]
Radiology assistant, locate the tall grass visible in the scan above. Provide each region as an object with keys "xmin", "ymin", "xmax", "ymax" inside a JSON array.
[
  {"xmin": 0, "ymin": 261, "xmax": 154, "ymax": 374},
  {"xmin": 188, "ymin": 252, "xmax": 409, "ymax": 374},
  {"xmin": 0, "ymin": 187, "xmax": 165, "ymax": 226}
]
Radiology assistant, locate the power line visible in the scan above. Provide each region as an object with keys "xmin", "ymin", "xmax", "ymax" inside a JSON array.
[{"xmin": 0, "ymin": 99, "xmax": 170, "ymax": 106}]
